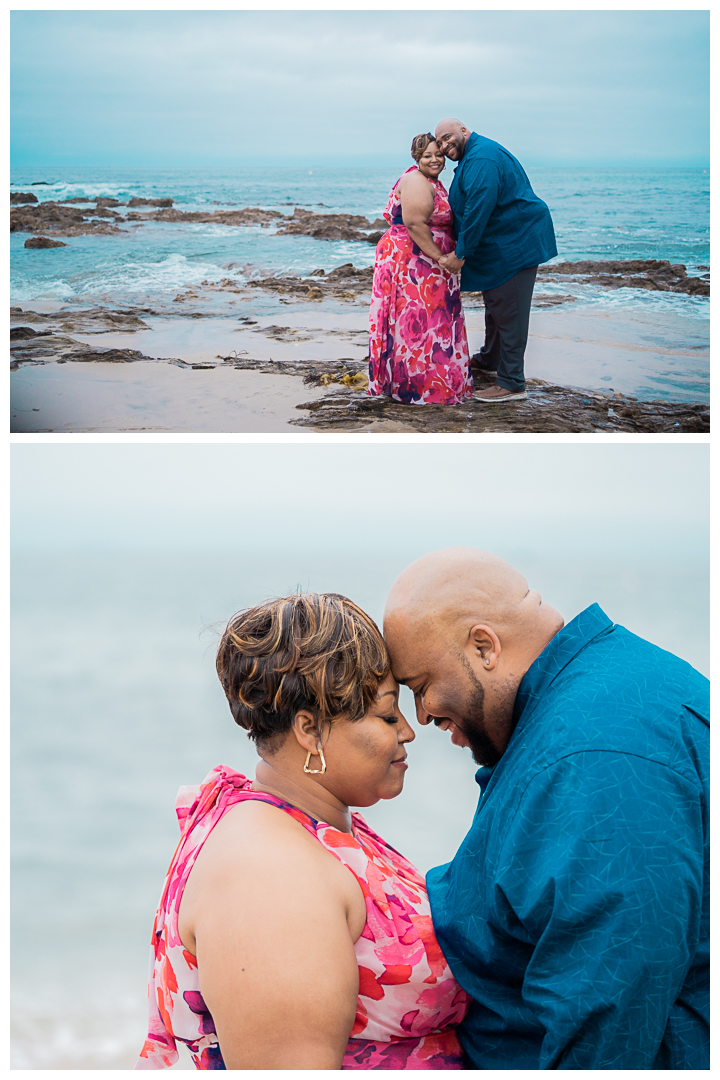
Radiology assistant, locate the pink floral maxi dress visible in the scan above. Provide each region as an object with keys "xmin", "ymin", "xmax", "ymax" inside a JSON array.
[
  {"xmin": 368, "ymin": 167, "xmax": 472, "ymax": 404},
  {"xmin": 136, "ymin": 766, "xmax": 471, "ymax": 1070}
]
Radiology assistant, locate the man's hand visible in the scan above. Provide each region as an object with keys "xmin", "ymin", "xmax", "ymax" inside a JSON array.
[{"xmin": 439, "ymin": 252, "xmax": 465, "ymax": 274}]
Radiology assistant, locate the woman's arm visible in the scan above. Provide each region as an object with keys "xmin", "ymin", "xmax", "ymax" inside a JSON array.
[
  {"xmin": 399, "ymin": 172, "xmax": 444, "ymax": 261},
  {"xmin": 178, "ymin": 800, "xmax": 365, "ymax": 1069}
]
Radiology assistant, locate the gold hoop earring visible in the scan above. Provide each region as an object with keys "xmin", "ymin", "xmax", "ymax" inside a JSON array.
[{"xmin": 304, "ymin": 748, "xmax": 326, "ymax": 775}]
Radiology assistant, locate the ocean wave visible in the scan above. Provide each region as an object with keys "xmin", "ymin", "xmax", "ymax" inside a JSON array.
[{"xmin": 74, "ymin": 251, "xmax": 244, "ymax": 298}]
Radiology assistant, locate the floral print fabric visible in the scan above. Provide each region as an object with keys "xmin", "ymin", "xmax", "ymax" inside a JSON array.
[
  {"xmin": 136, "ymin": 766, "xmax": 470, "ymax": 1070},
  {"xmin": 368, "ymin": 166, "xmax": 473, "ymax": 405}
]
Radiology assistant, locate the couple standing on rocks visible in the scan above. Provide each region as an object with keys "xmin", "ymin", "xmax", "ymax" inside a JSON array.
[{"xmin": 368, "ymin": 119, "xmax": 557, "ymax": 406}]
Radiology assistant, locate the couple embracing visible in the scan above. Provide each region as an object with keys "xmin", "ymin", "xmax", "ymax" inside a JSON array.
[
  {"xmin": 137, "ymin": 548, "xmax": 709, "ymax": 1071},
  {"xmin": 369, "ymin": 120, "xmax": 557, "ymax": 405}
]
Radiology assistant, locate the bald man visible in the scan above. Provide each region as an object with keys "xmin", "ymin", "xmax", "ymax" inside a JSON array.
[
  {"xmin": 384, "ymin": 548, "xmax": 709, "ymax": 1070},
  {"xmin": 434, "ymin": 120, "xmax": 557, "ymax": 403}
]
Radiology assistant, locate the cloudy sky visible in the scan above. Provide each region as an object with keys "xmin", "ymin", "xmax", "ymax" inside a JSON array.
[
  {"xmin": 11, "ymin": 442, "xmax": 708, "ymax": 561},
  {"xmin": 11, "ymin": 10, "xmax": 709, "ymax": 168}
]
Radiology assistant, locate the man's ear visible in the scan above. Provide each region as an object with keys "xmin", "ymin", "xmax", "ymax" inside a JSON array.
[
  {"xmin": 291, "ymin": 710, "xmax": 323, "ymax": 754},
  {"xmin": 468, "ymin": 624, "xmax": 501, "ymax": 671}
]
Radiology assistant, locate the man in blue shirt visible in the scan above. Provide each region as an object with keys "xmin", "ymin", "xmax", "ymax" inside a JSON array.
[
  {"xmin": 435, "ymin": 119, "xmax": 557, "ymax": 404},
  {"xmin": 384, "ymin": 547, "xmax": 709, "ymax": 1070}
]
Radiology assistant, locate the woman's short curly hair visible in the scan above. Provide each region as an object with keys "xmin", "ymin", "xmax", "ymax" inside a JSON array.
[
  {"xmin": 216, "ymin": 593, "xmax": 391, "ymax": 750},
  {"xmin": 411, "ymin": 132, "xmax": 440, "ymax": 161}
]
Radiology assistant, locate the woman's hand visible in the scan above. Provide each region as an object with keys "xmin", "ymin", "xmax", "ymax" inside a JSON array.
[
  {"xmin": 439, "ymin": 252, "xmax": 465, "ymax": 274},
  {"xmin": 178, "ymin": 800, "xmax": 366, "ymax": 1069}
]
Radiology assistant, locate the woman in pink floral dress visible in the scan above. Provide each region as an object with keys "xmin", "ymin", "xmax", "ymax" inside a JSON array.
[
  {"xmin": 136, "ymin": 594, "xmax": 470, "ymax": 1071},
  {"xmin": 368, "ymin": 134, "xmax": 473, "ymax": 405}
]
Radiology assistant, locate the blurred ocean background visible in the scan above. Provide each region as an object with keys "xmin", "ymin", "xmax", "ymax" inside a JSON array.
[
  {"xmin": 11, "ymin": 165, "xmax": 709, "ymax": 319},
  {"xmin": 11, "ymin": 444, "xmax": 709, "ymax": 1068}
]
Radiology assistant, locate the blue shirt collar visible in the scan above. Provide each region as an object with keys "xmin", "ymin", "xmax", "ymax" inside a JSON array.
[
  {"xmin": 459, "ymin": 131, "xmax": 478, "ymax": 161},
  {"xmin": 513, "ymin": 603, "xmax": 614, "ymax": 733},
  {"xmin": 474, "ymin": 604, "xmax": 613, "ymax": 792},
  {"xmin": 474, "ymin": 604, "xmax": 613, "ymax": 793}
]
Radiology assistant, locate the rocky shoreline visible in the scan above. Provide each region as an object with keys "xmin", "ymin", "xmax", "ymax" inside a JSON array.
[
  {"xmin": 9, "ymin": 194, "xmax": 711, "ymax": 296},
  {"xmin": 10, "ymin": 319, "xmax": 709, "ymax": 432},
  {"xmin": 10, "ymin": 194, "xmax": 385, "ymax": 243}
]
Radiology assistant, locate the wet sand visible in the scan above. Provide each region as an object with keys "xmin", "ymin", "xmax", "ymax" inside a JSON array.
[
  {"xmin": 10, "ymin": 361, "xmax": 328, "ymax": 433},
  {"xmin": 10, "ymin": 294, "xmax": 709, "ymax": 433}
]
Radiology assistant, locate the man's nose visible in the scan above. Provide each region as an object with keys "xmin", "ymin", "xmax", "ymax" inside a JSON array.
[{"xmin": 415, "ymin": 695, "xmax": 433, "ymax": 726}]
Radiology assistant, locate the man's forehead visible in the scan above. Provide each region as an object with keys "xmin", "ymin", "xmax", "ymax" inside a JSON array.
[{"xmin": 388, "ymin": 629, "xmax": 457, "ymax": 684}]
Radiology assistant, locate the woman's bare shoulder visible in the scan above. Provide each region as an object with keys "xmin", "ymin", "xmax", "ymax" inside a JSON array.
[
  {"xmin": 201, "ymin": 798, "xmax": 325, "ymax": 863},
  {"xmin": 398, "ymin": 170, "xmax": 431, "ymax": 194}
]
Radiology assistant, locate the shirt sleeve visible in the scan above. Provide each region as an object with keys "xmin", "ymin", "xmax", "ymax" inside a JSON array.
[
  {"xmin": 493, "ymin": 750, "xmax": 704, "ymax": 1069},
  {"xmin": 453, "ymin": 157, "xmax": 500, "ymax": 260}
]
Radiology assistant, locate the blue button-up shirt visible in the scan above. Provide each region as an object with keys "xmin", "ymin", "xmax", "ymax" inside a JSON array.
[
  {"xmin": 449, "ymin": 132, "xmax": 557, "ymax": 292},
  {"xmin": 427, "ymin": 604, "xmax": 709, "ymax": 1070}
]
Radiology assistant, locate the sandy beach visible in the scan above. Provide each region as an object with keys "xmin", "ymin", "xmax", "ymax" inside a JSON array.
[{"xmin": 11, "ymin": 289, "xmax": 709, "ymax": 433}]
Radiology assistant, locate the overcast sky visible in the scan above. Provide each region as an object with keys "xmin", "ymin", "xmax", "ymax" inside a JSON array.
[
  {"xmin": 11, "ymin": 10, "xmax": 709, "ymax": 168},
  {"xmin": 11, "ymin": 443, "xmax": 709, "ymax": 563}
]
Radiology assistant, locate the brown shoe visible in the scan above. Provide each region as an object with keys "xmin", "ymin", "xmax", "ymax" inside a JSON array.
[{"xmin": 474, "ymin": 385, "xmax": 527, "ymax": 403}]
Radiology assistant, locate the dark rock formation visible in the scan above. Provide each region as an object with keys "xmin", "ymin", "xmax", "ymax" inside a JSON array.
[
  {"xmin": 538, "ymin": 259, "xmax": 709, "ymax": 297},
  {"xmin": 10, "ymin": 306, "xmax": 152, "ymax": 333},
  {"xmin": 205, "ymin": 353, "xmax": 708, "ymax": 433},
  {"xmin": 12, "ymin": 192, "xmax": 39, "ymax": 205},
  {"xmin": 24, "ymin": 236, "xmax": 67, "ymax": 249},
  {"xmin": 31, "ymin": 181, "xmax": 51, "ymax": 185},
  {"xmin": 11, "ymin": 326, "xmax": 53, "ymax": 340},
  {"xmin": 10, "ymin": 328, "xmax": 157, "ymax": 369},
  {"xmin": 10, "ymin": 200, "xmax": 124, "ymax": 236},
  {"xmin": 127, "ymin": 197, "xmax": 174, "ymax": 208},
  {"xmin": 244, "ymin": 263, "xmax": 374, "ymax": 301},
  {"xmin": 275, "ymin": 208, "xmax": 385, "ymax": 242},
  {"xmin": 95, "ymin": 198, "xmax": 125, "ymax": 207},
  {"xmin": 131, "ymin": 206, "xmax": 283, "ymax": 227},
  {"xmin": 292, "ymin": 382, "xmax": 708, "ymax": 433}
]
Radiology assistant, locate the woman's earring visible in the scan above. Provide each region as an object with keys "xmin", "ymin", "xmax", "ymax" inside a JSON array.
[
  {"xmin": 304, "ymin": 748, "xmax": 327, "ymax": 775},
  {"xmin": 486, "ymin": 659, "xmax": 491, "ymax": 666}
]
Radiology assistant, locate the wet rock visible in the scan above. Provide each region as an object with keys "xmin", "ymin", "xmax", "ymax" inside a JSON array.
[
  {"xmin": 10, "ymin": 306, "xmax": 151, "ymax": 333},
  {"xmin": 139, "ymin": 206, "xmax": 282, "ymax": 227},
  {"xmin": 24, "ymin": 236, "xmax": 67, "ymax": 249},
  {"xmin": 532, "ymin": 294, "xmax": 576, "ymax": 308},
  {"xmin": 10, "ymin": 328, "xmax": 157, "ymax": 368},
  {"xmin": 31, "ymin": 181, "xmax": 51, "ymax": 185},
  {"xmin": 275, "ymin": 208, "xmax": 385, "ymax": 243},
  {"xmin": 207, "ymin": 353, "xmax": 708, "ymax": 433},
  {"xmin": 11, "ymin": 192, "xmax": 38, "ymax": 204},
  {"xmin": 127, "ymin": 197, "xmax": 174, "ymax": 207},
  {"xmin": 538, "ymin": 259, "xmax": 709, "ymax": 297},
  {"xmin": 244, "ymin": 263, "xmax": 374, "ymax": 302},
  {"xmin": 95, "ymin": 198, "xmax": 125, "ymax": 207},
  {"xmin": 10, "ymin": 200, "xmax": 124, "ymax": 236},
  {"xmin": 293, "ymin": 381, "xmax": 709, "ymax": 434},
  {"xmin": 11, "ymin": 326, "xmax": 53, "ymax": 340}
]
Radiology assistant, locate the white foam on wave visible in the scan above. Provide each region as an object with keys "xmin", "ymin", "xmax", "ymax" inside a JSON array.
[
  {"xmin": 11, "ymin": 277, "xmax": 77, "ymax": 303},
  {"xmin": 76, "ymin": 251, "xmax": 245, "ymax": 298}
]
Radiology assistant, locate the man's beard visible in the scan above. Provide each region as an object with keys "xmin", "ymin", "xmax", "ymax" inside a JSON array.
[{"xmin": 455, "ymin": 656, "xmax": 502, "ymax": 767}]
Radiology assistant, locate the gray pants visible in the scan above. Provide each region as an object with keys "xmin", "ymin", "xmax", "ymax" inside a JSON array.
[{"xmin": 474, "ymin": 265, "xmax": 538, "ymax": 393}]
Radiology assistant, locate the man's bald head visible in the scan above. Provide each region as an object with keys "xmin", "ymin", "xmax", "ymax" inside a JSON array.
[
  {"xmin": 435, "ymin": 120, "xmax": 471, "ymax": 160},
  {"xmin": 383, "ymin": 548, "xmax": 564, "ymax": 765},
  {"xmin": 385, "ymin": 547, "xmax": 536, "ymax": 665}
]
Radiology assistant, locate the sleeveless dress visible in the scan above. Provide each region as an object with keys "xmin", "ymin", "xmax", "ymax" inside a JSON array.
[
  {"xmin": 136, "ymin": 766, "xmax": 471, "ymax": 1070},
  {"xmin": 368, "ymin": 166, "xmax": 473, "ymax": 405}
]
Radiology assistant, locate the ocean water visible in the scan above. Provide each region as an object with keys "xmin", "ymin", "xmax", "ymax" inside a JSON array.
[
  {"xmin": 11, "ymin": 549, "xmax": 709, "ymax": 1069},
  {"xmin": 10, "ymin": 165, "xmax": 710, "ymax": 320}
]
